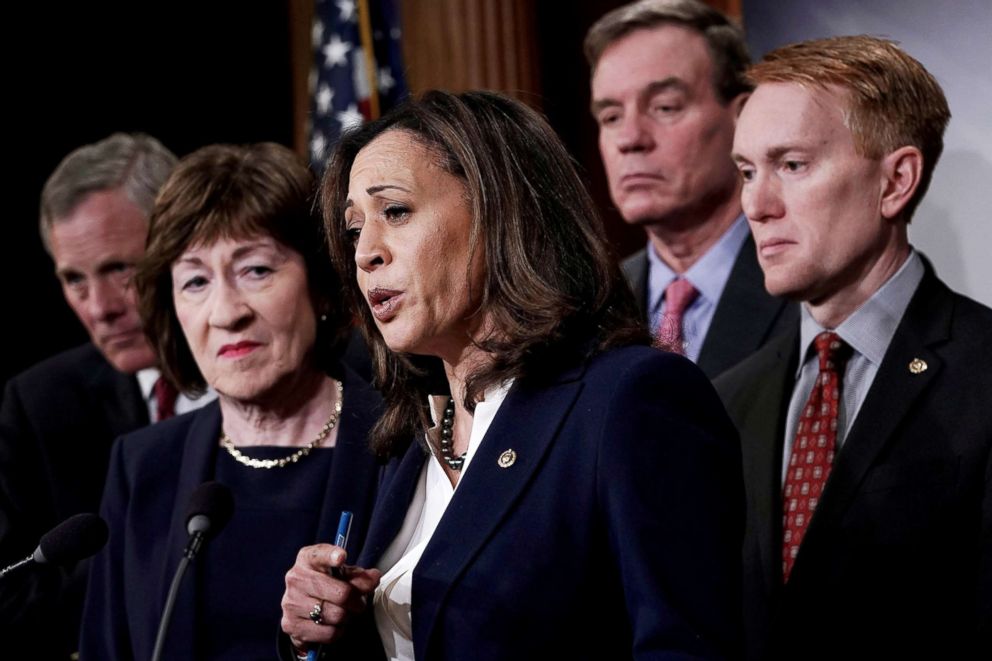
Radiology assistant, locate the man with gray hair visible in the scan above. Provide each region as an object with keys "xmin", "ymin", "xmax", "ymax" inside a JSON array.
[
  {"xmin": 0, "ymin": 133, "xmax": 210, "ymax": 658},
  {"xmin": 586, "ymin": 0, "xmax": 794, "ymax": 377}
]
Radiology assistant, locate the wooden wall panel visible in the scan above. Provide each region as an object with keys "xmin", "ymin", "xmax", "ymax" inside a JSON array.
[{"xmin": 400, "ymin": 0, "xmax": 540, "ymax": 102}]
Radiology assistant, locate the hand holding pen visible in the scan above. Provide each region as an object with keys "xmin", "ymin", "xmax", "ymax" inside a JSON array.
[{"xmin": 281, "ymin": 511, "xmax": 382, "ymax": 653}]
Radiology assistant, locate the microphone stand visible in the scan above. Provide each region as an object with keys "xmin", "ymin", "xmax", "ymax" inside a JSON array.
[
  {"xmin": 150, "ymin": 555, "xmax": 191, "ymax": 661},
  {"xmin": 0, "ymin": 554, "xmax": 33, "ymax": 578},
  {"xmin": 150, "ymin": 531, "xmax": 205, "ymax": 661}
]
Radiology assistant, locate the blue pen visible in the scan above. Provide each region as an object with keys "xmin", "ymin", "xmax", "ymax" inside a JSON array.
[
  {"xmin": 334, "ymin": 510, "xmax": 353, "ymax": 549},
  {"xmin": 306, "ymin": 512, "xmax": 354, "ymax": 661},
  {"xmin": 330, "ymin": 511, "xmax": 352, "ymax": 580}
]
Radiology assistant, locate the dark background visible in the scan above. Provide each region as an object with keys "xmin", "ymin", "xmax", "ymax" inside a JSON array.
[
  {"xmin": 7, "ymin": 2, "xmax": 296, "ymax": 385},
  {"xmin": 5, "ymin": 0, "xmax": 680, "ymax": 387}
]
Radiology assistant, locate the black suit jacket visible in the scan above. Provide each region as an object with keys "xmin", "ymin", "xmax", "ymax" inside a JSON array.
[
  {"xmin": 0, "ymin": 343, "xmax": 147, "ymax": 658},
  {"xmin": 715, "ymin": 266, "xmax": 992, "ymax": 660},
  {"xmin": 623, "ymin": 233, "xmax": 796, "ymax": 379}
]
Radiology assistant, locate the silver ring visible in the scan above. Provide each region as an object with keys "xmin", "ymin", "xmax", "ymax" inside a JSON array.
[{"xmin": 308, "ymin": 601, "xmax": 324, "ymax": 625}]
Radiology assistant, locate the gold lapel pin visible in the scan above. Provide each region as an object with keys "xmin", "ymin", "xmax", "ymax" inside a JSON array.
[
  {"xmin": 908, "ymin": 358, "xmax": 928, "ymax": 374},
  {"xmin": 497, "ymin": 449, "xmax": 517, "ymax": 468}
]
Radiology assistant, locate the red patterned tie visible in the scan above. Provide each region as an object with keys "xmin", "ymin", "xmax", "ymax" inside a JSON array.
[
  {"xmin": 153, "ymin": 375, "xmax": 179, "ymax": 422},
  {"xmin": 656, "ymin": 278, "xmax": 698, "ymax": 354},
  {"xmin": 782, "ymin": 331, "xmax": 851, "ymax": 582}
]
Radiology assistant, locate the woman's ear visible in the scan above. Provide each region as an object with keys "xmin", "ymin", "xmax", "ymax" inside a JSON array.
[{"xmin": 879, "ymin": 145, "xmax": 923, "ymax": 221}]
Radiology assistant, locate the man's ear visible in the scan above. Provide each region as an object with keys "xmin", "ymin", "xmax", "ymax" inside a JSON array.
[{"xmin": 880, "ymin": 145, "xmax": 923, "ymax": 220}]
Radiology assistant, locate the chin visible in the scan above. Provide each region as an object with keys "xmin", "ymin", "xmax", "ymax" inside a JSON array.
[
  {"xmin": 214, "ymin": 379, "xmax": 273, "ymax": 404},
  {"xmin": 618, "ymin": 199, "xmax": 678, "ymax": 227},
  {"xmin": 763, "ymin": 271, "xmax": 812, "ymax": 302},
  {"xmin": 105, "ymin": 347, "xmax": 158, "ymax": 374}
]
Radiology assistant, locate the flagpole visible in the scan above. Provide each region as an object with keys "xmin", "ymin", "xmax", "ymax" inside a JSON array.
[{"xmin": 356, "ymin": 0, "xmax": 381, "ymax": 119}]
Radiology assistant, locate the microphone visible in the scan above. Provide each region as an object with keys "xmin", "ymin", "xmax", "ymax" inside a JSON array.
[
  {"xmin": 0, "ymin": 513, "xmax": 108, "ymax": 578},
  {"xmin": 151, "ymin": 482, "xmax": 234, "ymax": 661},
  {"xmin": 183, "ymin": 480, "xmax": 235, "ymax": 560}
]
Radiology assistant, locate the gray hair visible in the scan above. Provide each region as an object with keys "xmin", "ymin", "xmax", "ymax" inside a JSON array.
[
  {"xmin": 39, "ymin": 132, "xmax": 177, "ymax": 253},
  {"xmin": 584, "ymin": 0, "xmax": 752, "ymax": 104}
]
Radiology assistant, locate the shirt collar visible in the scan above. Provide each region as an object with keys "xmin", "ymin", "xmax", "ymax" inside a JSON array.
[
  {"xmin": 135, "ymin": 367, "xmax": 162, "ymax": 400},
  {"xmin": 797, "ymin": 249, "xmax": 925, "ymax": 375},
  {"xmin": 647, "ymin": 214, "xmax": 749, "ymax": 315},
  {"xmin": 426, "ymin": 379, "xmax": 514, "ymax": 428}
]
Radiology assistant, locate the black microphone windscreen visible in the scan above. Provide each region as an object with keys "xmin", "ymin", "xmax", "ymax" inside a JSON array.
[
  {"xmin": 33, "ymin": 513, "xmax": 109, "ymax": 565},
  {"xmin": 184, "ymin": 481, "xmax": 234, "ymax": 537}
]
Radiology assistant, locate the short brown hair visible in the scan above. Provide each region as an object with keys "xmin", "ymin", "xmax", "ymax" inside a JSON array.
[
  {"xmin": 748, "ymin": 35, "xmax": 950, "ymax": 222},
  {"xmin": 137, "ymin": 143, "xmax": 349, "ymax": 393},
  {"xmin": 323, "ymin": 91, "xmax": 647, "ymax": 455},
  {"xmin": 584, "ymin": 0, "xmax": 751, "ymax": 104}
]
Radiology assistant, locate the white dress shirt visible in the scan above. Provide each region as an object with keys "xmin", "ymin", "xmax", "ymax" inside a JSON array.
[
  {"xmin": 135, "ymin": 368, "xmax": 216, "ymax": 422},
  {"xmin": 373, "ymin": 381, "xmax": 513, "ymax": 661}
]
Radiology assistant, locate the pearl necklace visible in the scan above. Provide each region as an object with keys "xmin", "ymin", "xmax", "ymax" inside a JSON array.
[
  {"xmin": 438, "ymin": 397, "xmax": 466, "ymax": 471},
  {"xmin": 220, "ymin": 380, "xmax": 343, "ymax": 469}
]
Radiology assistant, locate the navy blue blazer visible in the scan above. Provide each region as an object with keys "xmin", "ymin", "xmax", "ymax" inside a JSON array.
[
  {"xmin": 79, "ymin": 366, "xmax": 383, "ymax": 661},
  {"xmin": 333, "ymin": 345, "xmax": 743, "ymax": 660}
]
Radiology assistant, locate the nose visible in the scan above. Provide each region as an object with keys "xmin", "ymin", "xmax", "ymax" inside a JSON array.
[
  {"xmin": 355, "ymin": 221, "xmax": 389, "ymax": 274},
  {"xmin": 88, "ymin": 277, "xmax": 127, "ymax": 323},
  {"xmin": 208, "ymin": 279, "xmax": 252, "ymax": 329},
  {"xmin": 613, "ymin": 113, "xmax": 655, "ymax": 154},
  {"xmin": 741, "ymin": 170, "xmax": 784, "ymax": 224}
]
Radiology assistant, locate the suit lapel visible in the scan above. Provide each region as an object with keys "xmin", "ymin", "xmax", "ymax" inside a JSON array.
[
  {"xmin": 740, "ymin": 332, "xmax": 799, "ymax": 595},
  {"xmin": 800, "ymin": 270, "xmax": 950, "ymax": 551},
  {"xmin": 622, "ymin": 248, "xmax": 649, "ymax": 318},
  {"xmin": 87, "ymin": 353, "xmax": 149, "ymax": 439},
  {"xmin": 358, "ymin": 442, "xmax": 428, "ymax": 567},
  {"xmin": 158, "ymin": 403, "xmax": 222, "ymax": 658},
  {"xmin": 412, "ymin": 371, "xmax": 585, "ymax": 657},
  {"xmin": 313, "ymin": 368, "xmax": 382, "ymax": 556},
  {"xmin": 698, "ymin": 234, "xmax": 794, "ymax": 378}
]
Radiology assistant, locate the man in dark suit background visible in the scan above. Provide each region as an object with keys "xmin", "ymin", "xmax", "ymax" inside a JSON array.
[
  {"xmin": 0, "ymin": 133, "xmax": 211, "ymax": 658},
  {"xmin": 718, "ymin": 36, "xmax": 991, "ymax": 659},
  {"xmin": 585, "ymin": 0, "xmax": 795, "ymax": 378}
]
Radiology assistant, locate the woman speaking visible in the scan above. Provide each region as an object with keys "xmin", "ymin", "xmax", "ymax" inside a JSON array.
[
  {"xmin": 282, "ymin": 91, "xmax": 743, "ymax": 660},
  {"xmin": 81, "ymin": 143, "xmax": 382, "ymax": 660}
]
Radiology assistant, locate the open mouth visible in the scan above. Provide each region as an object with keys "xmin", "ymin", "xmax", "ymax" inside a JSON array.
[{"xmin": 368, "ymin": 287, "xmax": 403, "ymax": 321}]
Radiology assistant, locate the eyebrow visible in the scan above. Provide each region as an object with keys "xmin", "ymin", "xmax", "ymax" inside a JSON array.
[
  {"xmin": 590, "ymin": 77, "xmax": 690, "ymax": 115},
  {"xmin": 344, "ymin": 183, "xmax": 412, "ymax": 210},
  {"xmin": 367, "ymin": 184, "xmax": 409, "ymax": 195},
  {"xmin": 174, "ymin": 241, "xmax": 279, "ymax": 266},
  {"xmin": 56, "ymin": 258, "xmax": 134, "ymax": 279}
]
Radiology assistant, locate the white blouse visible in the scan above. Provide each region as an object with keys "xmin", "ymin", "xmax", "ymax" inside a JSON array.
[{"xmin": 373, "ymin": 382, "xmax": 512, "ymax": 661}]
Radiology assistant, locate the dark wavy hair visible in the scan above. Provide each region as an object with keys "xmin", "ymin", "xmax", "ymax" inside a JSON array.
[
  {"xmin": 323, "ymin": 90, "xmax": 649, "ymax": 456},
  {"xmin": 136, "ymin": 142, "xmax": 350, "ymax": 394}
]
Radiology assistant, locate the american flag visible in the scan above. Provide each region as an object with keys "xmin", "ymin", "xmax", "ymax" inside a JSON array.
[{"xmin": 309, "ymin": 0, "xmax": 409, "ymax": 167}]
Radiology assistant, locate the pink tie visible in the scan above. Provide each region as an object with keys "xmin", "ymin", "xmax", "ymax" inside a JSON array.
[
  {"xmin": 781, "ymin": 331, "xmax": 851, "ymax": 581},
  {"xmin": 656, "ymin": 278, "xmax": 698, "ymax": 354},
  {"xmin": 153, "ymin": 376, "xmax": 179, "ymax": 422}
]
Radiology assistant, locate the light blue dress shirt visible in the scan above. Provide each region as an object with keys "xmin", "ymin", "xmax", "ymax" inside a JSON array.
[
  {"xmin": 647, "ymin": 215, "xmax": 749, "ymax": 362},
  {"xmin": 781, "ymin": 250, "xmax": 925, "ymax": 482}
]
